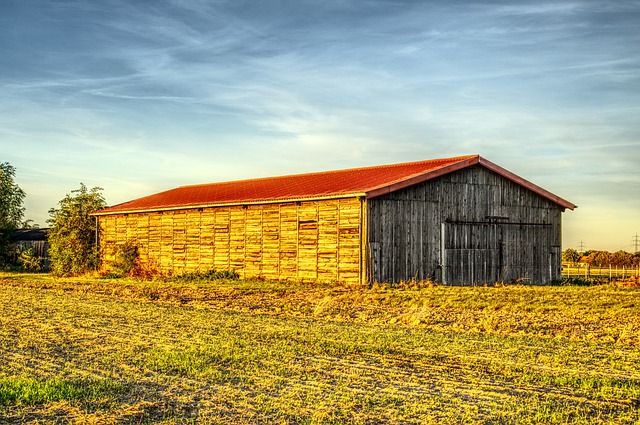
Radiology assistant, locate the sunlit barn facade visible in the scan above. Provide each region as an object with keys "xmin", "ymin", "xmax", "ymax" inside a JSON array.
[{"xmin": 93, "ymin": 155, "xmax": 575, "ymax": 285}]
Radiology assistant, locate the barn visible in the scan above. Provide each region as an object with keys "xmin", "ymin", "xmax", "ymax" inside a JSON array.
[
  {"xmin": 93, "ymin": 155, "xmax": 575, "ymax": 285},
  {"xmin": 7, "ymin": 228, "xmax": 49, "ymax": 264}
]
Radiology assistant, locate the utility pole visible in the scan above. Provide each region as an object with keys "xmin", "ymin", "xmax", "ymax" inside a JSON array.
[
  {"xmin": 578, "ymin": 240, "xmax": 586, "ymax": 253},
  {"xmin": 633, "ymin": 233, "xmax": 640, "ymax": 253}
]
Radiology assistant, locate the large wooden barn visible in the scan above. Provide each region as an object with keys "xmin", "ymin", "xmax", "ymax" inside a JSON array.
[{"xmin": 93, "ymin": 155, "xmax": 575, "ymax": 285}]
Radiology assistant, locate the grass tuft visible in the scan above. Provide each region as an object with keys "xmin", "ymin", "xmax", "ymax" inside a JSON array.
[
  {"xmin": 0, "ymin": 377, "xmax": 125, "ymax": 406},
  {"xmin": 167, "ymin": 269, "xmax": 240, "ymax": 282}
]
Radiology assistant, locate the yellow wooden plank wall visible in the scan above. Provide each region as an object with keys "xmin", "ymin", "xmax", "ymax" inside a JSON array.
[
  {"xmin": 98, "ymin": 198, "xmax": 363, "ymax": 284},
  {"xmin": 279, "ymin": 204, "xmax": 298, "ymax": 280},
  {"xmin": 200, "ymin": 210, "xmax": 214, "ymax": 270}
]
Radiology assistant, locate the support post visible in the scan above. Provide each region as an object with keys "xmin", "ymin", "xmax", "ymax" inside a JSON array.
[{"xmin": 440, "ymin": 222, "xmax": 446, "ymax": 285}]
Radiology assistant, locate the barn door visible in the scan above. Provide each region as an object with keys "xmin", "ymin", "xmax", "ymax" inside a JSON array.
[
  {"xmin": 441, "ymin": 222, "xmax": 503, "ymax": 285},
  {"xmin": 499, "ymin": 224, "xmax": 557, "ymax": 284}
]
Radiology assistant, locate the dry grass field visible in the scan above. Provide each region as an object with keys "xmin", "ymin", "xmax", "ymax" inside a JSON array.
[{"xmin": 0, "ymin": 272, "xmax": 639, "ymax": 424}]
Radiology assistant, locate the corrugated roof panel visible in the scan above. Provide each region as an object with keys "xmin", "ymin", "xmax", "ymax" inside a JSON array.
[{"xmin": 94, "ymin": 154, "xmax": 575, "ymax": 215}]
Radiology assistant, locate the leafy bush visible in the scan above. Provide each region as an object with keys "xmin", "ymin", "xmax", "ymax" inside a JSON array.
[
  {"xmin": 551, "ymin": 277, "xmax": 602, "ymax": 286},
  {"xmin": 111, "ymin": 240, "xmax": 139, "ymax": 277},
  {"xmin": 47, "ymin": 184, "xmax": 106, "ymax": 276},
  {"xmin": 18, "ymin": 247, "xmax": 45, "ymax": 272}
]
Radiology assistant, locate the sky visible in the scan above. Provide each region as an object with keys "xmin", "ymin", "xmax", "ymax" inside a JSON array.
[{"xmin": 1, "ymin": 0, "xmax": 639, "ymax": 252}]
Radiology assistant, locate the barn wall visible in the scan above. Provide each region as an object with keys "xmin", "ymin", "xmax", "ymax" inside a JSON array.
[
  {"xmin": 367, "ymin": 165, "xmax": 563, "ymax": 285},
  {"xmin": 8, "ymin": 241, "xmax": 49, "ymax": 263},
  {"xmin": 98, "ymin": 198, "xmax": 363, "ymax": 284}
]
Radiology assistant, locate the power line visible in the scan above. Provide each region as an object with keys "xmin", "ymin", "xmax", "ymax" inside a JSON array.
[
  {"xmin": 578, "ymin": 240, "xmax": 586, "ymax": 252},
  {"xmin": 633, "ymin": 233, "xmax": 640, "ymax": 253}
]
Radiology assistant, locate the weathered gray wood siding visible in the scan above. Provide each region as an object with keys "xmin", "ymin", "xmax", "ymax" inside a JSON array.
[{"xmin": 367, "ymin": 165, "xmax": 563, "ymax": 285}]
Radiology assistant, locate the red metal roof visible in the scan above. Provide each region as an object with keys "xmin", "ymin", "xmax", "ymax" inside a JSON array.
[{"xmin": 94, "ymin": 155, "xmax": 575, "ymax": 215}]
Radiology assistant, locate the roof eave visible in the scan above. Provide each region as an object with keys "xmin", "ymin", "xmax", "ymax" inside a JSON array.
[
  {"xmin": 91, "ymin": 193, "xmax": 366, "ymax": 216},
  {"xmin": 478, "ymin": 157, "xmax": 576, "ymax": 211}
]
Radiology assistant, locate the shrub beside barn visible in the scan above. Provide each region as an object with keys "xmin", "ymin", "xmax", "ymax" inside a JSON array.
[{"xmin": 92, "ymin": 155, "xmax": 575, "ymax": 285}]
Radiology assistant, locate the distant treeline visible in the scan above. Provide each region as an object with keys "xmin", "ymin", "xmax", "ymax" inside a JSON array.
[{"xmin": 562, "ymin": 248, "xmax": 640, "ymax": 267}]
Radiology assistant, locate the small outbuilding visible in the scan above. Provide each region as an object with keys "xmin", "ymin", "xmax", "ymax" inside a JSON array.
[
  {"xmin": 7, "ymin": 228, "xmax": 49, "ymax": 263},
  {"xmin": 93, "ymin": 155, "xmax": 575, "ymax": 285}
]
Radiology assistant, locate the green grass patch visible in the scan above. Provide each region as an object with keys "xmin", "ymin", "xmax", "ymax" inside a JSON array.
[
  {"xmin": 0, "ymin": 377, "xmax": 125, "ymax": 406},
  {"xmin": 168, "ymin": 268, "xmax": 240, "ymax": 282}
]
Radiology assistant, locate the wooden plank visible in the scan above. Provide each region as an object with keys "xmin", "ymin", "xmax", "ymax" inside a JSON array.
[
  {"xmin": 146, "ymin": 213, "xmax": 162, "ymax": 272},
  {"xmin": 279, "ymin": 203, "xmax": 298, "ymax": 280},
  {"xmin": 367, "ymin": 165, "xmax": 564, "ymax": 285},
  {"xmin": 297, "ymin": 202, "xmax": 318, "ymax": 280},
  {"xmin": 200, "ymin": 210, "xmax": 215, "ymax": 270},
  {"xmin": 229, "ymin": 207, "xmax": 246, "ymax": 276},
  {"xmin": 261, "ymin": 205, "xmax": 280, "ymax": 279},
  {"xmin": 185, "ymin": 210, "xmax": 201, "ymax": 272},
  {"xmin": 172, "ymin": 211, "xmax": 187, "ymax": 274},
  {"xmin": 244, "ymin": 207, "xmax": 263, "ymax": 277},
  {"xmin": 213, "ymin": 208, "xmax": 230, "ymax": 271},
  {"xmin": 159, "ymin": 212, "xmax": 174, "ymax": 273}
]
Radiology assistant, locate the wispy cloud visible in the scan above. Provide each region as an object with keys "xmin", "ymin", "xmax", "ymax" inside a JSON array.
[{"xmin": 1, "ymin": 0, "xmax": 638, "ymax": 249}]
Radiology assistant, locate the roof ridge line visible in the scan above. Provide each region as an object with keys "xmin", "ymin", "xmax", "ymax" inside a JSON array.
[
  {"xmin": 365, "ymin": 155, "xmax": 480, "ymax": 198},
  {"xmin": 178, "ymin": 154, "xmax": 480, "ymax": 188}
]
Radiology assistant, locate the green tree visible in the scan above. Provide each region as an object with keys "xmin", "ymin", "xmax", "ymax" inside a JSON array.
[
  {"xmin": 583, "ymin": 250, "xmax": 612, "ymax": 267},
  {"xmin": 47, "ymin": 184, "xmax": 106, "ymax": 276},
  {"xmin": 562, "ymin": 248, "xmax": 581, "ymax": 264},
  {"xmin": 0, "ymin": 162, "xmax": 26, "ymax": 264},
  {"xmin": 611, "ymin": 250, "xmax": 634, "ymax": 268}
]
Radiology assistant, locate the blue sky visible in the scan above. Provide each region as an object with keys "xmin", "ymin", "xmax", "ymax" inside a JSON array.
[{"xmin": 1, "ymin": 0, "xmax": 639, "ymax": 251}]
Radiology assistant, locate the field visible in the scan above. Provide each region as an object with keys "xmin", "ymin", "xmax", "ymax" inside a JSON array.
[
  {"xmin": 0, "ymin": 273, "xmax": 639, "ymax": 424},
  {"xmin": 562, "ymin": 264, "xmax": 640, "ymax": 282}
]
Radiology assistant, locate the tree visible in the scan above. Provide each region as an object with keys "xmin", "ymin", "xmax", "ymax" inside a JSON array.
[
  {"xmin": 0, "ymin": 162, "xmax": 26, "ymax": 264},
  {"xmin": 47, "ymin": 184, "xmax": 106, "ymax": 276},
  {"xmin": 583, "ymin": 250, "xmax": 612, "ymax": 268},
  {"xmin": 562, "ymin": 248, "xmax": 581, "ymax": 264},
  {"xmin": 611, "ymin": 250, "xmax": 634, "ymax": 268}
]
